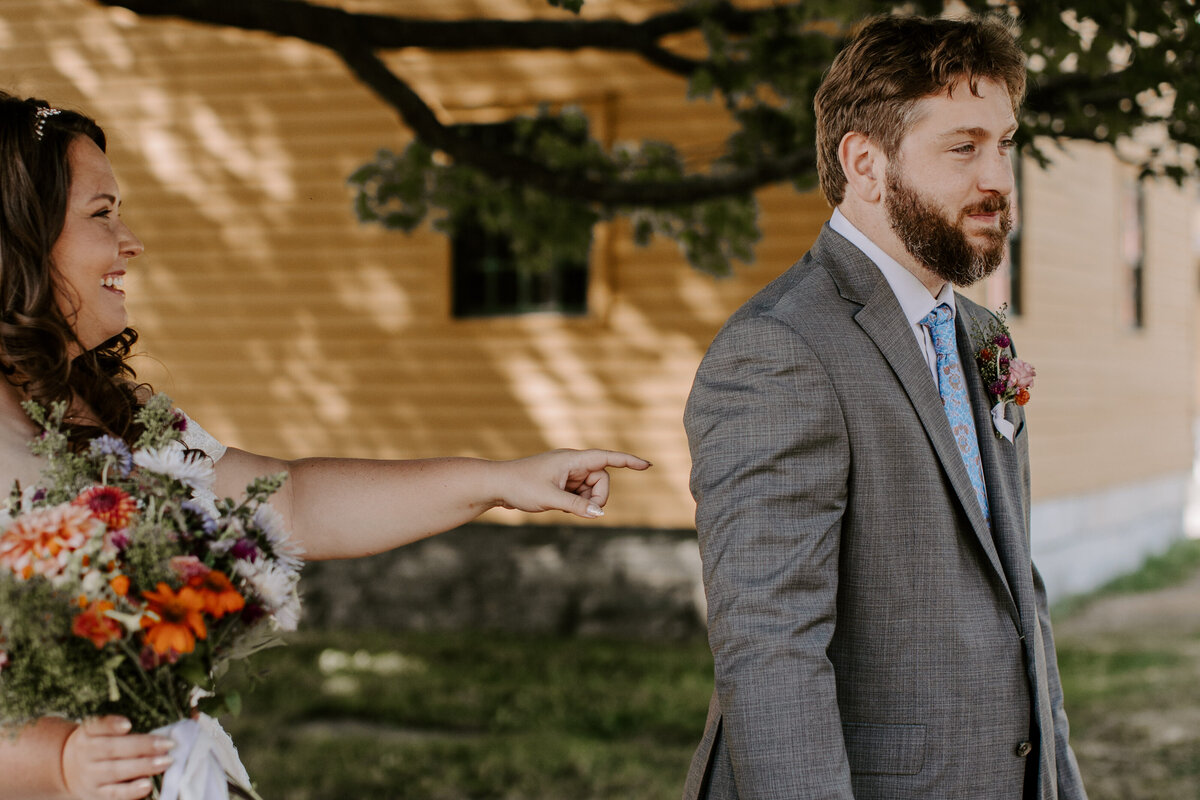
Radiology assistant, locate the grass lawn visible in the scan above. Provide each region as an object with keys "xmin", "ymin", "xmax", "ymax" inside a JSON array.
[
  {"xmin": 221, "ymin": 538, "xmax": 1200, "ymax": 799},
  {"xmin": 221, "ymin": 630, "xmax": 714, "ymax": 799},
  {"xmin": 1050, "ymin": 538, "xmax": 1200, "ymax": 800}
]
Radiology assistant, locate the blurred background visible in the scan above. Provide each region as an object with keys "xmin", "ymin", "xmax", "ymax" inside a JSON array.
[{"xmin": 4, "ymin": 0, "xmax": 1200, "ymax": 796}]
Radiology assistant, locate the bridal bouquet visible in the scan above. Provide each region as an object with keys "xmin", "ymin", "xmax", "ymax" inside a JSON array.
[{"xmin": 0, "ymin": 394, "xmax": 303, "ymax": 799}]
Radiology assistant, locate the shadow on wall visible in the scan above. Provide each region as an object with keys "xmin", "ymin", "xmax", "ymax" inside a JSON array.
[
  {"xmin": 0, "ymin": 0, "xmax": 787, "ymax": 528},
  {"xmin": 299, "ymin": 524, "xmax": 708, "ymax": 640}
]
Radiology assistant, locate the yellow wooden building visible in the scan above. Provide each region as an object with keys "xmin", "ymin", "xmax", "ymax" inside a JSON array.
[{"xmin": 2, "ymin": 0, "xmax": 1196, "ymax": 599}]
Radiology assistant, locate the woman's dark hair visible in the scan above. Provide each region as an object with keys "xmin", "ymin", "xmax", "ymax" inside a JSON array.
[{"xmin": 0, "ymin": 92, "xmax": 145, "ymax": 448}]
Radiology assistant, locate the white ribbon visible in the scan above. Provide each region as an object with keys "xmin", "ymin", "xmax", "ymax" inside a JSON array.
[
  {"xmin": 991, "ymin": 401, "xmax": 1015, "ymax": 443},
  {"xmin": 152, "ymin": 714, "xmax": 259, "ymax": 800}
]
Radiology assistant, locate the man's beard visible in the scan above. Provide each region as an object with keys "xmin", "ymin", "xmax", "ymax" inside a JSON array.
[{"xmin": 884, "ymin": 164, "xmax": 1012, "ymax": 287}]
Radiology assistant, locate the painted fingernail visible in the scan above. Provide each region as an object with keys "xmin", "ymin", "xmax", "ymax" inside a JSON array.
[
  {"xmin": 153, "ymin": 755, "xmax": 174, "ymax": 768},
  {"xmin": 586, "ymin": 504, "xmax": 604, "ymax": 517},
  {"xmin": 155, "ymin": 737, "xmax": 175, "ymax": 751}
]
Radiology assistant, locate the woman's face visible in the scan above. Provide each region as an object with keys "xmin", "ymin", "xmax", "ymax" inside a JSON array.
[{"xmin": 50, "ymin": 136, "xmax": 143, "ymax": 351}]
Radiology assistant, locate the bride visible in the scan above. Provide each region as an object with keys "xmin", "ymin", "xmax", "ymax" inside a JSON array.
[{"xmin": 0, "ymin": 92, "xmax": 649, "ymax": 800}]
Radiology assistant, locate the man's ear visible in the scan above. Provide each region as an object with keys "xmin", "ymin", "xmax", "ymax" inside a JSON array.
[{"xmin": 838, "ymin": 131, "xmax": 884, "ymax": 204}]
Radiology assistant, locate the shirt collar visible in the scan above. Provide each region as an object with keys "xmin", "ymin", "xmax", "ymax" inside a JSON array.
[{"xmin": 829, "ymin": 208, "xmax": 956, "ymax": 326}]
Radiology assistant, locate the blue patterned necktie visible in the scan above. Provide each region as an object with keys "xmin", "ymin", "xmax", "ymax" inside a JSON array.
[{"xmin": 921, "ymin": 304, "xmax": 989, "ymax": 522}]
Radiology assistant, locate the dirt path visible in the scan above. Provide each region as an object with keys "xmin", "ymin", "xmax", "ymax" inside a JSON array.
[
  {"xmin": 1055, "ymin": 570, "xmax": 1200, "ymax": 639},
  {"xmin": 1051, "ymin": 569, "xmax": 1200, "ymax": 800}
]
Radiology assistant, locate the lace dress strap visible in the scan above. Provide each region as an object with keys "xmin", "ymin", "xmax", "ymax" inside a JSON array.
[{"xmin": 180, "ymin": 412, "xmax": 227, "ymax": 463}]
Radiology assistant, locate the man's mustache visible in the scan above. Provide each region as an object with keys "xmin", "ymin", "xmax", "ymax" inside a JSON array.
[{"xmin": 963, "ymin": 196, "xmax": 1010, "ymax": 216}]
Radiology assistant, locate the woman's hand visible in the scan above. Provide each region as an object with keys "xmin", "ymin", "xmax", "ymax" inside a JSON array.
[
  {"xmin": 494, "ymin": 449, "xmax": 651, "ymax": 518},
  {"xmin": 60, "ymin": 717, "xmax": 174, "ymax": 800}
]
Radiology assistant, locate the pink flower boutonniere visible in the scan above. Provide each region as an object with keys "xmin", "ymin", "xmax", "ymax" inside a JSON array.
[{"xmin": 972, "ymin": 303, "xmax": 1035, "ymax": 442}]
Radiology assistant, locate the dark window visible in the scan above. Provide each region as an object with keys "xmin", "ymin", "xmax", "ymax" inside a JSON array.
[
  {"xmin": 451, "ymin": 218, "xmax": 588, "ymax": 318},
  {"xmin": 1007, "ymin": 156, "xmax": 1024, "ymax": 316},
  {"xmin": 1120, "ymin": 177, "xmax": 1145, "ymax": 329}
]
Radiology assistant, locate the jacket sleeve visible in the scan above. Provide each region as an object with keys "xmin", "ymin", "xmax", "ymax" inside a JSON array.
[
  {"xmin": 685, "ymin": 313, "xmax": 855, "ymax": 799},
  {"xmin": 1032, "ymin": 563, "xmax": 1089, "ymax": 800}
]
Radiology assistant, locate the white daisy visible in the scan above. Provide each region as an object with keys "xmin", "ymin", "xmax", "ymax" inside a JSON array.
[
  {"xmin": 253, "ymin": 503, "xmax": 305, "ymax": 573},
  {"xmin": 133, "ymin": 442, "xmax": 215, "ymax": 492},
  {"xmin": 245, "ymin": 562, "xmax": 295, "ymax": 610},
  {"xmin": 273, "ymin": 595, "xmax": 302, "ymax": 632}
]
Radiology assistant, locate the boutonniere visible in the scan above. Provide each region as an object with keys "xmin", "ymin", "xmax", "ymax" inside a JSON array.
[{"xmin": 972, "ymin": 303, "xmax": 1035, "ymax": 442}]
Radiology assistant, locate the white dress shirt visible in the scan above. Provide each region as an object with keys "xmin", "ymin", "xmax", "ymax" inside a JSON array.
[{"xmin": 829, "ymin": 209, "xmax": 957, "ymax": 387}]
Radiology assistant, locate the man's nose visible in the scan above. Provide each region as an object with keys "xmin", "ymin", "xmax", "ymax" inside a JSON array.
[{"xmin": 979, "ymin": 149, "xmax": 1015, "ymax": 195}]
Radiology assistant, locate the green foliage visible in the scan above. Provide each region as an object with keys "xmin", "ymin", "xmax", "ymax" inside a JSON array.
[
  {"xmin": 21, "ymin": 400, "xmax": 92, "ymax": 504},
  {"xmin": 0, "ymin": 579, "xmax": 112, "ymax": 722},
  {"xmin": 349, "ymin": 107, "xmax": 761, "ymax": 276},
  {"xmin": 346, "ymin": 0, "xmax": 1200, "ymax": 277}
]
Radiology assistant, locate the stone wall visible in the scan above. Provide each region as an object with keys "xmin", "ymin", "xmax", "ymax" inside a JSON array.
[{"xmin": 299, "ymin": 524, "xmax": 708, "ymax": 640}]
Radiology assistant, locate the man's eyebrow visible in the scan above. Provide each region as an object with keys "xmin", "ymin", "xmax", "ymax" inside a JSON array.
[{"xmin": 938, "ymin": 126, "xmax": 1018, "ymax": 139}]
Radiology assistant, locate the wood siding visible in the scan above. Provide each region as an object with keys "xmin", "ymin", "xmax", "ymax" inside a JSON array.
[{"xmin": 2, "ymin": 0, "xmax": 1195, "ymax": 530}]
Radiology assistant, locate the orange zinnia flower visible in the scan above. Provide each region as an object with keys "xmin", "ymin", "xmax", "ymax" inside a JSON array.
[
  {"xmin": 73, "ymin": 486, "xmax": 138, "ymax": 530},
  {"xmin": 190, "ymin": 570, "xmax": 245, "ymax": 618},
  {"xmin": 73, "ymin": 600, "xmax": 124, "ymax": 649},
  {"xmin": 110, "ymin": 574, "xmax": 131, "ymax": 597},
  {"xmin": 140, "ymin": 583, "xmax": 207, "ymax": 656},
  {"xmin": 0, "ymin": 504, "xmax": 98, "ymax": 580}
]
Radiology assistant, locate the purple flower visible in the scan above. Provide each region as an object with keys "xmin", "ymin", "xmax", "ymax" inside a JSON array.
[
  {"xmin": 180, "ymin": 500, "xmax": 218, "ymax": 535},
  {"xmin": 139, "ymin": 646, "xmax": 163, "ymax": 671},
  {"xmin": 171, "ymin": 411, "xmax": 188, "ymax": 432},
  {"xmin": 89, "ymin": 435, "xmax": 133, "ymax": 476},
  {"xmin": 992, "ymin": 333, "xmax": 1011, "ymax": 348},
  {"xmin": 989, "ymin": 380, "xmax": 1007, "ymax": 396},
  {"xmin": 108, "ymin": 531, "xmax": 131, "ymax": 551},
  {"xmin": 240, "ymin": 603, "xmax": 267, "ymax": 625},
  {"xmin": 999, "ymin": 356, "xmax": 1010, "ymax": 370},
  {"xmin": 230, "ymin": 537, "xmax": 260, "ymax": 562},
  {"xmin": 31, "ymin": 488, "xmax": 46, "ymax": 502}
]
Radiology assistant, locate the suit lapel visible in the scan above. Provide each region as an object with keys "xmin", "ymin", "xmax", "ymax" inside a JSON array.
[
  {"xmin": 957, "ymin": 303, "xmax": 1030, "ymax": 620},
  {"xmin": 813, "ymin": 228, "xmax": 1016, "ymax": 613}
]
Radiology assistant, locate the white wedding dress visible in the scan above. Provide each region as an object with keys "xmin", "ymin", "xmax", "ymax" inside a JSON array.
[{"xmin": 161, "ymin": 414, "xmax": 261, "ymax": 800}]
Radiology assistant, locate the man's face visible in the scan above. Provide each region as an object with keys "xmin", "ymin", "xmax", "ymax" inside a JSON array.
[{"xmin": 883, "ymin": 77, "xmax": 1017, "ymax": 287}]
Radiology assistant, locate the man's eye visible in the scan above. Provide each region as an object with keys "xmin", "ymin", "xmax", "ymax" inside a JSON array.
[{"xmin": 952, "ymin": 144, "xmax": 976, "ymax": 154}]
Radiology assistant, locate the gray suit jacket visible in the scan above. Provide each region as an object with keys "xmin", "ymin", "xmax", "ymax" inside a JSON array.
[{"xmin": 682, "ymin": 225, "xmax": 1087, "ymax": 800}]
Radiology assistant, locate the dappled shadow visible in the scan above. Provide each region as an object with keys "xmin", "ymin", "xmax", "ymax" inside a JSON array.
[{"xmin": 2, "ymin": 0, "xmax": 826, "ymax": 529}]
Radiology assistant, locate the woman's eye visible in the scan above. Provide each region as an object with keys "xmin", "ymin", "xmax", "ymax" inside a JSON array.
[{"xmin": 92, "ymin": 209, "xmax": 112, "ymax": 218}]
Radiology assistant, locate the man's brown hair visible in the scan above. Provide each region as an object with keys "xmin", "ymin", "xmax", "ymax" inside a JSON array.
[{"xmin": 814, "ymin": 14, "xmax": 1027, "ymax": 206}]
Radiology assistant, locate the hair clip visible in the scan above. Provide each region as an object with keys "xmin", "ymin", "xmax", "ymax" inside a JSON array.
[{"xmin": 33, "ymin": 106, "xmax": 62, "ymax": 141}]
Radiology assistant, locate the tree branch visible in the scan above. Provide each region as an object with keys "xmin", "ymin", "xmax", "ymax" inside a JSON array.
[
  {"xmin": 95, "ymin": 0, "xmax": 801, "ymax": 71},
  {"xmin": 95, "ymin": 0, "xmax": 819, "ymax": 206},
  {"xmin": 344, "ymin": 45, "xmax": 813, "ymax": 206}
]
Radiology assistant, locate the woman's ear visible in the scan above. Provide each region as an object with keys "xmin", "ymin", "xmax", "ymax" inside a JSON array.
[{"xmin": 838, "ymin": 131, "xmax": 884, "ymax": 204}]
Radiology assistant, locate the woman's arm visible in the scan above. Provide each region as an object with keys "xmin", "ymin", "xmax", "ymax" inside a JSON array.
[
  {"xmin": 211, "ymin": 448, "xmax": 650, "ymax": 560},
  {"xmin": 0, "ymin": 717, "xmax": 173, "ymax": 800}
]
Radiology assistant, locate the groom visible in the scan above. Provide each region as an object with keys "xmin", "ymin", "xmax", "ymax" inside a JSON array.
[{"xmin": 682, "ymin": 14, "xmax": 1087, "ymax": 800}]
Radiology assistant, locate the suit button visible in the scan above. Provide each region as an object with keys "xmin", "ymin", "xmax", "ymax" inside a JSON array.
[{"xmin": 1015, "ymin": 741, "xmax": 1033, "ymax": 758}]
